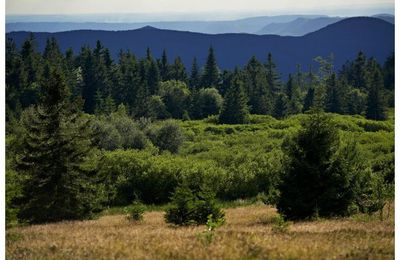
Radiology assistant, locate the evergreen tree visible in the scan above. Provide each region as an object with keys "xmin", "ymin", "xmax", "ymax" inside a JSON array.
[
  {"xmin": 346, "ymin": 88, "xmax": 367, "ymax": 115},
  {"xmin": 265, "ymin": 53, "xmax": 281, "ymax": 96},
  {"xmin": 382, "ymin": 52, "xmax": 394, "ymax": 107},
  {"xmin": 169, "ymin": 57, "xmax": 187, "ymax": 82},
  {"xmin": 6, "ymin": 38, "xmax": 24, "ymax": 119},
  {"xmin": 219, "ymin": 71, "xmax": 249, "ymax": 124},
  {"xmin": 383, "ymin": 52, "xmax": 394, "ymax": 91},
  {"xmin": 244, "ymin": 56, "xmax": 271, "ymax": 115},
  {"xmin": 43, "ymin": 37, "xmax": 63, "ymax": 66},
  {"xmin": 273, "ymin": 93, "xmax": 287, "ymax": 119},
  {"xmin": 351, "ymin": 51, "xmax": 368, "ymax": 89},
  {"xmin": 16, "ymin": 65, "xmax": 101, "ymax": 224},
  {"xmin": 79, "ymin": 47, "xmax": 97, "ymax": 113},
  {"xmin": 19, "ymin": 34, "xmax": 42, "ymax": 108},
  {"xmin": 303, "ymin": 87, "xmax": 315, "ymax": 113},
  {"xmin": 113, "ymin": 51, "xmax": 141, "ymax": 113},
  {"xmin": 325, "ymin": 74, "xmax": 344, "ymax": 114},
  {"xmin": 277, "ymin": 111, "xmax": 371, "ymax": 220},
  {"xmin": 160, "ymin": 49, "xmax": 170, "ymax": 81},
  {"xmin": 366, "ymin": 65, "xmax": 386, "ymax": 120},
  {"xmin": 201, "ymin": 46, "xmax": 220, "ymax": 87},
  {"xmin": 285, "ymin": 74, "xmax": 302, "ymax": 115},
  {"xmin": 147, "ymin": 59, "xmax": 161, "ymax": 95},
  {"xmin": 189, "ymin": 57, "xmax": 200, "ymax": 90}
]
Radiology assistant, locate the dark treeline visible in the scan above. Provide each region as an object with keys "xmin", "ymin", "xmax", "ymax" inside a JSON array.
[{"xmin": 6, "ymin": 35, "xmax": 394, "ymax": 124}]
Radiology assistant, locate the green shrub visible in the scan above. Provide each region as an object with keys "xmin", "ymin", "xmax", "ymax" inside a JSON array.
[
  {"xmin": 165, "ymin": 184, "xmax": 224, "ymax": 226},
  {"xmin": 126, "ymin": 202, "xmax": 146, "ymax": 221},
  {"xmin": 356, "ymin": 120, "xmax": 392, "ymax": 132},
  {"xmin": 148, "ymin": 120, "xmax": 184, "ymax": 153},
  {"xmin": 272, "ymin": 214, "xmax": 290, "ymax": 233}
]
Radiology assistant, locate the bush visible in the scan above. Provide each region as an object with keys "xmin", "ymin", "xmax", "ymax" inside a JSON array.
[
  {"xmin": 271, "ymin": 214, "xmax": 290, "ymax": 233},
  {"xmin": 165, "ymin": 184, "xmax": 224, "ymax": 225},
  {"xmin": 148, "ymin": 120, "xmax": 184, "ymax": 153},
  {"xmin": 127, "ymin": 202, "xmax": 146, "ymax": 221},
  {"xmin": 91, "ymin": 106, "xmax": 149, "ymax": 151}
]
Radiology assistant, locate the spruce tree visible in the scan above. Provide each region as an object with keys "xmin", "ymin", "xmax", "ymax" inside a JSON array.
[
  {"xmin": 201, "ymin": 46, "xmax": 220, "ymax": 87},
  {"xmin": 325, "ymin": 74, "xmax": 344, "ymax": 114},
  {"xmin": 169, "ymin": 57, "xmax": 187, "ymax": 82},
  {"xmin": 147, "ymin": 59, "xmax": 161, "ymax": 95},
  {"xmin": 245, "ymin": 56, "xmax": 271, "ymax": 115},
  {"xmin": 189, "ymin": 57, "xmax": 200, "ymax": 90},
  {"xmin": 273, "ymin": 93, "xmax": 287, "ymax": 119},
  {"xmin": 351, "ymin": 51, "xmax": 368, "ymax": 89},
  {"xmin": 219, "ymin": 72, "xmax": 249, "ymax": 124},
  {"xmin": 366, "ymin": 65, "xmax": 386, "ymax": 120},
  {"xmin": 265, "ymin": 53, "xmax": 281, "ymax": 96},
  {"xmin": 303, "ymin": 87, "xmax": 315, "ymax": 113},
  {"xmin": 277, "ymin": 111, "xmax": 371, "ymax": 220},
  {"xmin": 285, "ymin": 74, "xmax": 302, "ymax": 115},
  {"xmin": 160, "ymin": 49, "xmax": 170, "ymax": 81},
  {"xmin": 16, "ymin": 65, "xmax": 101, "ymax": 224}
]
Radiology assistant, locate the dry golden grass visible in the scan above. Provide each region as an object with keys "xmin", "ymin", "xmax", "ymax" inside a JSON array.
[{"xmin": 6, "ymin": 204, "xmax": 394, "ymax": 259}]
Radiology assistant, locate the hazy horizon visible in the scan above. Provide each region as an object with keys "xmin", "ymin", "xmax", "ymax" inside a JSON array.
[{"xmin": 6, "ymin": 0, "xmax": 394, "ymax": 22}]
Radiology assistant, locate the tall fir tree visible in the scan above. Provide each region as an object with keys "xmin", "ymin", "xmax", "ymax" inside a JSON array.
[
  {"xmin": 219, "ymin": 70, "xmax": 249, "ymax": 124},
  {"xmin": 366, "ymin": 64, "xmax": 386, "ymax": 120},
  {"xmin": 277, "ymin": 111, "xmax": 370, "ymax": 219},
  {"xmin": 189, "ymin": 57, "xmax": 200, "ymax": 90},
  {"xmin": 244, "ymin": 56, "xmax": 271, "ymax": 115},
  {"xmin": 160, "ymin": 49, "xmax": 170, "ymax": 81},
  {"xmin": 265, "ymin": 53, "xmax": 281, "ymax": 96},
  {"xmin": 201, "ymin": 46, "xmax": 220, "ymax": 87},
  {"xmin": 16, "ymin": 65, "xmax": 101, "ymax": 224},
  {"xmin": 285, "ymin": 74, "xmax": 302, "ymax": 115},
  {"xmin": 147, "ymin": 58, "xmax": 161, "ymax": 95},
  {"xmin": 273, "ymin": 93, "xmax": 288, "ymax": 119},
  {"xmin": 303, "ymin": 87, "xmax": 315, "ymax": 113},
  {"xmin": 351, "ymin": 51, "xmax": 368, "ymax": 89},
  {"xmin": 169, "ymin": 57, "xmax": 187, "ymax": 82},
  {"xmin": 325, "ymin": 74, "xmax": 344, "ymax": 114}
]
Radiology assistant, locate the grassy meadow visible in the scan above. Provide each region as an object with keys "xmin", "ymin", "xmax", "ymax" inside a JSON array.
[{"xmin": 6, "ymin": 203, "xmax": 394, "ymax": 259}]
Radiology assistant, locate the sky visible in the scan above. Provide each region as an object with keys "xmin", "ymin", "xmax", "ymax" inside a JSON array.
[{"xmin": 6, "ymin": 0, "xmax": 395, "ymax": 21}]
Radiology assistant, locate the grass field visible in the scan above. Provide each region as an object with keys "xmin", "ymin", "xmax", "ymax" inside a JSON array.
[{"xmin": 6, "ymin": 203, "xmax": 394, "ymax": 259}]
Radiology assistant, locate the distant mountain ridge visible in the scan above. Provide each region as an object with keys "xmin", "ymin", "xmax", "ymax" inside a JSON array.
[
  {"xmin": 6, "ymin": 15, "xmax": 325, "ymax": 34},
  {"xmin": 257, "ymin": 17, "xmax": 343, "ymax": 36},
  {"xmin": 6, "ymin": 14, "xmax": 394, "ymax": 35},
  {"xmin": 7, "ymin": 17, "xmax": 394, "ymax": 78}
]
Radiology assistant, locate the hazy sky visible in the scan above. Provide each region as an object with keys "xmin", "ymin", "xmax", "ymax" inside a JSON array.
[{"xmin": 6, "ymin": 0, "xmax": 394, "ymax": 20}]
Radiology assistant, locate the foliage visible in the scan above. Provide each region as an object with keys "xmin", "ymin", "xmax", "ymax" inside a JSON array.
[
  {"xmin": 147, "ymin": 120, "xmax": 184, "ymax": 153},
  {"xmin": 126, "ymin": 202, "xmax": 146, "ymax": 221},
  {"xmin": 165, "ymin": 184, "xmax": 225, "ymax": 225},
  {"xmin": 193, "ymin": 88, "xmax": 223, "ymax": 119},
  {"xmin": 159, "ymin": 80, "xmax": 190, "ymax": 119},
  {"xmin": 219, "ymin": 73, "xmax": 249, "ymax": 124},
  {"xmin": 277, "ymin": 111, "xmax": 375, "ymax": 220},
  {"xmin": 15, "ymin": 66, "xmax": 102, "ymax": 224},
  {"xmin": 271, "ymin": 214, "xmax": 290, "ymax": 233},
  {"xmin": 201, "ymin": 46, "xmax": 220, "ymax": 88},
  {"xmin": 91, "ymin": 105, "xmax": 149, "ymax": 150},
  {"xmin": 196, "ymin": 214, "xmax": 225, "ymax": 245}
]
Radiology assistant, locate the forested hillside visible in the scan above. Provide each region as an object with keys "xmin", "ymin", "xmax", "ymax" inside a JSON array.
[{"xmin": 5, "ymin": 33, "xmax": 394, "ymax": 225}]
